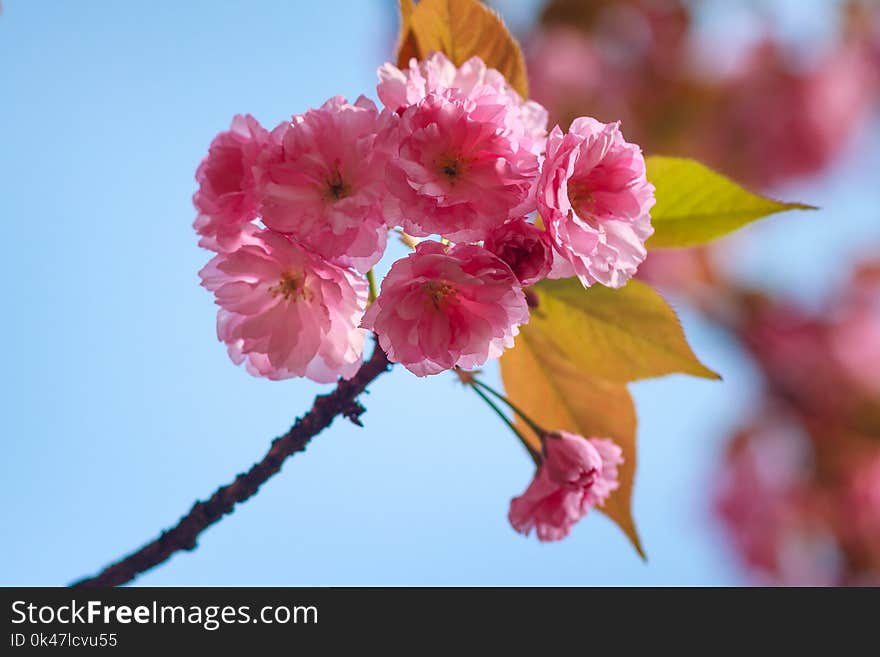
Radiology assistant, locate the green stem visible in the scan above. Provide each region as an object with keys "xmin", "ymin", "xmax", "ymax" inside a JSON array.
[
  {"xmin": 470, "ymin": 384, "xmax": 540, "ymax": 465},
  {"xmin": 366, "ymin": 269, "xmax": 378, "ymax": 303},
  {"xmin": 471, "ymin": 379, "xmax": 548, "ymax": 438}
]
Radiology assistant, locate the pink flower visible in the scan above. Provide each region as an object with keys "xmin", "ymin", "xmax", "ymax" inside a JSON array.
[
  {"xmin": 712, "ymin": 414, "xmax": 847, "ymax": 586},
  {"xmin": 387, "ymin": 90, "xmax": 539, "ymax": 242},
  {"xmin": 193, "ymin": 114, "xmax": 269, "ymax": 253},
  {"xmin": 507, "ymin": 470, "xmax": 584, "ymax": 542},
  {"xmin": 199, "ymin": 229, "xmax": 367, "ymax": 383},
  {"xmin": 525, "ymin": 26, "xmax": 606, "ymax": 124},
  {"xmin": 576, "ymin": 437, "xmax": 624, "ymax": 506},
  {"xmin": 636, "ymin": 247, "xmax": 716, "ymax": 295},
  {"xmin": 361, "ymin": 241, "xmax": 528, "ymax": 376},
  {"xmin": 703, "ymin": 41, "xmax": 878, "ymax": 187},
  {"xmin": 830, "ymin": 265, "xmax": 880, "ymax": 395},
  {"xmin": 258, "ymin": 96, "xmax": 396, "ymax": 273},
  {"xmin": 831, "ymin": 307, "xmax": 880, "ymax": 395},
  {"xmin": 509, "ymin": 432, "xmax": 623, "ymax": 541},
  {"xmin": 378, "ymin": 52, "xmax": 548, "ymax": 155},
  {"xmin": 483, "ymin": 218, "xmax": 553, "ymax": 286},
  {"xmin": 538, "ymin": 117, "xmax": 655, "ymax": 288},
  {"xmin": 844, "ymin": 453, "xmax": 880, "ymax": 545}
]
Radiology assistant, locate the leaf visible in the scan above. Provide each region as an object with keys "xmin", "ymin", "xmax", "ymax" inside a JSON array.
[
  {"xmin": 500, "ymin": 335, "xmax": 644, "ymax": 558},
  {"xmin": 524, "ymin": 278, "xmax": 720, "ymax": 382},
  {"xmin": 646, "ymin": 156, "xmax": 816, "ymax": 249},
  {"xmin": 395, "ymin": 0, "xmax": 420, "ymax": 67},
  {"xmin": 397, "ymin": 0, "xmax": 529, "ymax": 99}
]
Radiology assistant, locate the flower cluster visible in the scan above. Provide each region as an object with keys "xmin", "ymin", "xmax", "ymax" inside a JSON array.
[
  {"xmin": 713, "ymin": 260, "xmax": 880, "ymax": 585},
  {"xmin": 194, "ymin": 53, "xmax": 654, "ymax": 381}
]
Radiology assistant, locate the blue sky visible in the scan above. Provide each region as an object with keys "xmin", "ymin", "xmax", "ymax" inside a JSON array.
[{"xmin": 1, "ymin": 1, "xmax": 877, "ymax": 586}]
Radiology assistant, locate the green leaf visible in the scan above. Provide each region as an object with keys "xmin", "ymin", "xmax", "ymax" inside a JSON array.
[
  {"xmin": 646, "ymin": 156, "xmax": 816, "ymax": 249},
  {"xmin": 500, "ymin": 335, "xmax": 644, "ymax": 558},
  {"xmin": 396, "ymin": 0, "xmax": 529, "ymax": 99},
  {"xmin": 523, "ymin": 278, "xmax": 720, "ymax": 382}
]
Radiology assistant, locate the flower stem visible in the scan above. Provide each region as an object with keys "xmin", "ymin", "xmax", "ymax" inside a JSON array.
[
  {"xmin": 471, "ymin": 378, "xmax": 548, "ymax": 438},
  {"xmin": 366, "ymin": 269, "xmax": 378, "ymax": 303},
  {"xmin": 470, "ymin": 384, "xmax": 540, "ymax": 465}
]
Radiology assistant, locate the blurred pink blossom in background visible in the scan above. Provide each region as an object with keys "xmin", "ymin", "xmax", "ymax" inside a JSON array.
[{"xmin": 523, "ymin": 0, "xmax": 880, "ymax": 584}]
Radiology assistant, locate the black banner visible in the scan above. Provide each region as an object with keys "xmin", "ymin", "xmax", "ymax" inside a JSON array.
[{"xmin": 0, "ymin": 587, "xmax": 871, "ymax": 650}]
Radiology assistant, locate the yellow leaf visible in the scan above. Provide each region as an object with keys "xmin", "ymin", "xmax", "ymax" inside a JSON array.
[
  {"xmin": 397, "ymin": 0, "xmax": 529, "ymax": 99},
  {"xmin": 525, "ymin": 278, "xmax": 720, "ymax": 382},
  {"xmin": 500, "ymin": 334, "xmax": 644, "ymax": 558},
  {"xmin": 647, "ymin": 156, "xmax": 816, "ymax": 249}
]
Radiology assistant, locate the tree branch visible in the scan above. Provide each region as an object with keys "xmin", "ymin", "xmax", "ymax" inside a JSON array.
[{"xmin": 72, "ymin": 344, "xmax": 392, "ymax": 587}]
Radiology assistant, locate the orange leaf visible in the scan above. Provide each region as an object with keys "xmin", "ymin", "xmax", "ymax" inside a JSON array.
[
  {"xmin": 396, "ymin": 0, "xmax": 529, "ymax": 99},
  {"xmin": 395, "ymin": 0, "xmax": 420, "ymax": 68},
  {"xmin": 500, "ymin": 332, "xmax": 645, "ymax": 558}
]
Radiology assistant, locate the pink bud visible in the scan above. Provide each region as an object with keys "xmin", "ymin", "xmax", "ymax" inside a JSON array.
[
  {"xmin": 484, "ymin": 218, "xmax": 554, "ymax": 286},
  {"xmin": 509, "ymin": 432, "xmax": 623, "ymax": 541}
]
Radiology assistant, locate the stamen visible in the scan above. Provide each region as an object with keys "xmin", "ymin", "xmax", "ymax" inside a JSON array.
[
  {"xmin": 567, "ymin": 179, "xmax": 597, "ymax": 216},
  {"xmin": 325, "ymin": 166, "xmax": 351, "ymax": 201},
  {"xmin": 269, "ymin": 271, "xmax": 308, "ymax": 301},
  {"xmin": 436, "ymin": 154, "xmax": 466, "ymax": 183},
  {"xmin": 422, "ymin": 280, "xmax": 456, "ymax": 311}
]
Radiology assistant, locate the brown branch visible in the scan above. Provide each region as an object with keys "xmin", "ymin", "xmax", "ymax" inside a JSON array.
[{"xmin": 72, "ymin": 344, "xmax": 392, "ymax": 587}]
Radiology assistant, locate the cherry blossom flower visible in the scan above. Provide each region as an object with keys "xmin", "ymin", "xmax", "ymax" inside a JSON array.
[
  {"xmin": 361, "ymin": 241, "xmax": 528, "ymax": 376},
  {"xmin": 538, "ymin": 117, "xmax": 655, "ymax": 288},
  {"xmin": 509, "ymin": 432, "xmax": 623, "ymax": 541},
  {"xmin": 525, "ymin": 26, "xmax": 607, "ymax": 127},
  {"xmin": 843, "ymin": 454, "xmax": 880, "ymax": 552},
  {"xmin": 713, "ymin": 419, "xmax": 840, "ymax": 586},
  {"xmin": 483, "ymin": 218, "xmax": 553, "ymax": 286},
  {"xmin": 199, "ymin": 229, "xmax": 367, "ymax": 383},
  {"xmin": 830, "ymin": 267, "xmax": 880, "ymax": 395},
  {"xmin": 703, "ymin": 41, "xmax": 878, "ymax": 187},
  {"xmin": 507, "ymin": 469, "xmax": 584, "ymax": 542},
  {"xmin": 258, "ymin": 96, "xmax": 396, "ymax": 273},
  {"xmin": 377, "ymin": 51, "xmax": 548, "ymax": 155},
  {"xmin": 713, "ymin": 258, "xmax": 880, "ymax": 585},
  {"xmin": 193, "ymin": 114, "xmax": 269, "ymax": 253},
  {"xmin": 387, "ymin": 90, "xmax": 539, "ymax": 242}
]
